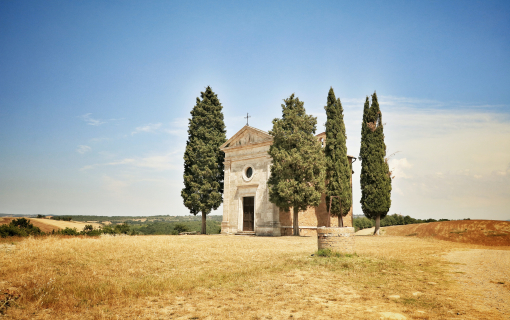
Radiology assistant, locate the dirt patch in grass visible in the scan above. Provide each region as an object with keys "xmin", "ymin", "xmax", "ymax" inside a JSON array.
[
  {"xmin": 0, "ymin": 235, "xmax": 506, "ymax": 319},
  {"xmin": 445, "ymin": 249, "xmax": 510, "ymax": 317},
  {"xmin": 383, "ymin": 220, "xmax": 510, "ymax": 246}
]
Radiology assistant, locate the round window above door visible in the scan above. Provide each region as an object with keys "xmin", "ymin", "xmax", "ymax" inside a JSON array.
[{"xmin": 242, "ymin": 165, "xmax": 255, "ymax": 182}]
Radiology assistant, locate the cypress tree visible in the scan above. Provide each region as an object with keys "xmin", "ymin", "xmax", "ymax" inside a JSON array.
[
  {"xmin": 268, "ymin": 94, "xmax": 326, "ymax": 236},
  {"xmin": 181, "ymin": 86, "xmax": 227, "ymax": 235},
  {"xmin": 324, "ymin": 87, "xmax": 352, "ymax": 227},
  {"xmin": 359, "ymin": 92, "xmax": 392, "ymax": 235}
]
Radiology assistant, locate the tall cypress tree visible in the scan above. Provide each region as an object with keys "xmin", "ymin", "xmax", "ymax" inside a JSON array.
[
  {"xmin": 181, "ymin": 86, "xmax": 227, "ymax": 235},
  {"xmin": 324, "ymin": 87, "xmax": 352, "ymax": 227},
  {"xmin": 359, "ymin": 92, "xmax": 392, "ymax": 235},
  {"xmin": 268, "ymin": 94, "xmax": 326, "ymax": 236}
]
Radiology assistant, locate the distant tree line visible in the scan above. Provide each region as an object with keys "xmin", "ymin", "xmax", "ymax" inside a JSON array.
[
  {"xmin": 354, "ymin": 214, "xmax": 451, "ymax": 231},
  {"xmin": 132, "ymin": 220, "xmax": 221, "ymax": 235},
  {"xmin": 48, "ymin": 215, "xmax": 223, "ymax": 223},
  {"xmin": 51, "ymin": 216, "xmax": 73, "ymax": 221},
  {"xmin": 1, "ymin": 218, "xmax": 222, "ymax": 238}
]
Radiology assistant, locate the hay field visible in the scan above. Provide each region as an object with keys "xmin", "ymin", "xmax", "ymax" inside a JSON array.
[
  {"xmin": 2, "ymin": 234, "xmax": 508, "ymax": 319},
  {"xmin": 383, "ymin": 220, "xmax": 510, "ymax": 246},
  {"xmin": 29, "ymin": 218, "xmax": 103, "ymax": 232},
  {"xmin": 0, "ymin": 218, "xmax": 103, "ymax": 233}
]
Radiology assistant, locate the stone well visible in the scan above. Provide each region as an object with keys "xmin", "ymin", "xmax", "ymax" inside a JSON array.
[{"xmin": 317, "ymin": 227, "xmax": 355, "ymax": 254}]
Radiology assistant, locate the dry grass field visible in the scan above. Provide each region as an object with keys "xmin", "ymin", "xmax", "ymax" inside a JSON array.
[
  {"xmin": 382, "ymin": 220, "xmax": 510, "ymax": 246},
  {"xmin": 1, "ymin": 231, "xmax": 509, "ymax": 320},
  {"xmin": 0, "ymin": 218, "xmax": 58, "ymax": 233},
  {"xmin": 29, "ymin": 218, "xmax": 104, "ymax": 232},
  {"xmin": 0, "ymin": 218, "xmax": 103, "ymax": 233}
]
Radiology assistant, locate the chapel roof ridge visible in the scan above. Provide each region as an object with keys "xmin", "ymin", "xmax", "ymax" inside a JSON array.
[{"xmin": 220, "ymin": 124, "xmax": 272, "ymax": 151}]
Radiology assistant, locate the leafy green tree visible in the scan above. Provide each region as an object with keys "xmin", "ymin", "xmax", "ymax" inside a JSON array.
[
  {"xmin": 268, "ymin": 94, "xmax": 326, "ymax": 236},
  {"xmin": 182, "ymin": 86, "xmax": 227, "ymax": 235},
  {"xmin": 324, "ymin": 88, "xmax": 352, "ymax": 227},
  {"xmin": 114, "ymin": 223, "xmax": 131, "ymax": 234},
  {"xmin": 359, "ymin": 92, "xmax": 392, "ymax": 235}
]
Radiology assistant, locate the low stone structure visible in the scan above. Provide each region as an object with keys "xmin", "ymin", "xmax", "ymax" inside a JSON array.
[{"xmin": 317, "ymin": 227, "xmax": 355, "ymax": 253}]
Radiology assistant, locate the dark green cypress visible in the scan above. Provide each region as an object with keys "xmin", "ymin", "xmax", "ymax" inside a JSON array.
[
  {"xmin": 181, "ymin": 86, "xmax": 227, "ymax": 235},
  {"xmin": 268, "ymin": 94, "xmax": 326, "ymax": 236},
  {"xmin": 359, "ymin": 92, "xmax": 392, "ymax": 235},
  {"xmin": 324, "ymin": 87, "xmax": 352, "ymax": 227}
]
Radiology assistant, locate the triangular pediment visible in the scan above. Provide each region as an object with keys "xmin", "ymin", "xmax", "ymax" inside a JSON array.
[{"xmin": 220, "ymin": 125, "xmax": 273, "ymax": 150}]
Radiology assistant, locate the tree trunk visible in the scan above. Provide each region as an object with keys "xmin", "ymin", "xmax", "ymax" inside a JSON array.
[
  {"xmin": 373, "ymin": 214, "xmax": 380, "ymax": 235},
  {"xmin": 338, "ymin": 198, "xmax": 343, "ymax": 227},
  {"xmin": 201, "ymin": 212, "xmax": 207, "ymax": 235},
  {"xmin": 293, "ymin": 207, "xmax": 300, "ymax": 236}
]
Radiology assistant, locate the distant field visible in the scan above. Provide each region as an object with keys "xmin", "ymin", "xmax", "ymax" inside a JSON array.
[
  {"xmin": 30, "ymin": 218, "xmax": 103, "ymax": 232},
  {"xmin": 0, "ymin": 218, "xmax": 103, "ymax": 233},
  {"xmin": 383, "ymin": 220, "xmax": 510, "ymax": 246},
  {"xmin": 0, "ymin": 217, "xmax": 59, "ymax": 233}
]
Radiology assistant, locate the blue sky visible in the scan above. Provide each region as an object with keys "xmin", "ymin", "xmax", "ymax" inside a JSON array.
[{"xmin": 1, "ymin": 1, "xmax": 509, "ymax": 220}]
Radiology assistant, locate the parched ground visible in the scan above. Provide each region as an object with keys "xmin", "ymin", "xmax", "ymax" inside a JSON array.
[
  {"xmin": 382, "ymin": 220, "xmax": 510, "ymax": 246},
  {"xmin": 444, "ymin": 249, "xmax": 510, "ymax": 317},
  {"xmin": 1, "ymin": 231, "xmax": 509, "ymax": 320}
]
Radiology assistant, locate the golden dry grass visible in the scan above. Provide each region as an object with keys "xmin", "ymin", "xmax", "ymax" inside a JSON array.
[
  {"xmin": 29, "ymin": 218, "xmax": 103, "ymax": 232},
  {"xmin": 0, "ymin": 234, "xmax": 508, "ymax": 319},
  {"xmin": 0, "ymin": 218, "xmax": 103, "ymax": 233},
  {"xmin": 383, "ymin": 220, "xmax": 510, "ymax": 246}
]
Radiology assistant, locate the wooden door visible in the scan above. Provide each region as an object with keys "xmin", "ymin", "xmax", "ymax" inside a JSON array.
[{"xmin": 243, "ymin": 196, "xmax": 254, "ymax": 231}]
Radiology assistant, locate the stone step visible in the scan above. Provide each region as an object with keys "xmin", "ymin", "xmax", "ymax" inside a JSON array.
[{"xmin": 235, "ymin": 231, "xmax": 256, "ymax": 236}]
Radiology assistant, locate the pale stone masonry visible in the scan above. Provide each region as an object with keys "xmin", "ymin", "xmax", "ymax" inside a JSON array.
[
  {"xmin": 220, "ymin": 125, "xmax": 354, "ymax": 236},
  {"xmin": 317, "ymin": 227, "xmax": 355, "ymax": 254}
]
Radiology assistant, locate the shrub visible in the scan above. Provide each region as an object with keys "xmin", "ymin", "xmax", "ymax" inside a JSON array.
[
  {"xmin": 0, "ymin": 218, "xmax": 43, "ymax": 237},
  {"xmin": 173, "ymin": 223, "xmax": 189, "ymax": 234},
  {"xmin": 58, "ymin": 227, "xmax": 79, "ymax": 235}
]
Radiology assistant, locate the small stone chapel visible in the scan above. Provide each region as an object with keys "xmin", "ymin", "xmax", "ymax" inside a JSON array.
[{"xmin": 220, "ymin": 125, "xmax": 354, "ymax": 236}]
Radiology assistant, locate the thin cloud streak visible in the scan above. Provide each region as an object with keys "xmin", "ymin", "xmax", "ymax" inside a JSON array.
[
  {"xmin": 131, "ymin": 123, "xmax": 162, "ymax": 135},
  {"xmin": 76, "ymin": 145, "xmax": 91, "ymax": 154},
  {"xmin": 79, "ymin": 113, "xmax": 106, "ymax": 126}
]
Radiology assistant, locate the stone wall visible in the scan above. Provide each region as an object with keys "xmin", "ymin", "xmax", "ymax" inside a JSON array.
[{"xmin": 317, "ymin": 227, "xmax": 355, "ymax": 254}]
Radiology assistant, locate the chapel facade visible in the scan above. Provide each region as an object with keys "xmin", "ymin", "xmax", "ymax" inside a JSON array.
[{"xmin": 220, "ymin": 125, "xmax": 354, "ymax": 236}]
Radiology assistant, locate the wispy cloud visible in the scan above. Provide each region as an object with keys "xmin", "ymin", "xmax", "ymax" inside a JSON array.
[
  {"xmin": 80, "ymin": 151, "xmax": 181, "ymax": 172},
  {"xmin": 79, "ymin": 113, "xmax": 106, "ymax": 126},
  {"xmin": 76, "ymin": 145, "xmax": 91, "ymax": 154},
  {"xmin": 131, "ymin": 123, "xmax": 162, "ymax": 135},
  {"xmin": 163, "ymin": 118, "xmax": 189, "ymax": 137}
]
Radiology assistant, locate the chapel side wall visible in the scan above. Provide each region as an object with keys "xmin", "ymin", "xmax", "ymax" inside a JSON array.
[{"xmin": 279, "ymin": 194, "xmax": 353, "ymax": 236}]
